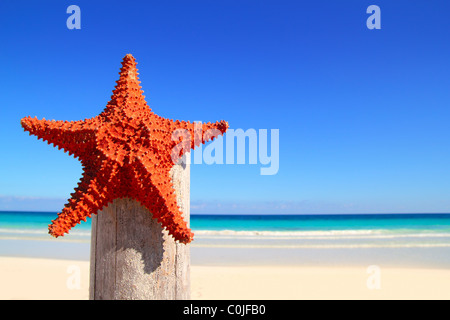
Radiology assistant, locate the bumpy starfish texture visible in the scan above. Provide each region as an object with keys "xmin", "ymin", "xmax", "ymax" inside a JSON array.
[{"xmin": 21, "ymin": 54, "xmax": 228, "ymax": 244}]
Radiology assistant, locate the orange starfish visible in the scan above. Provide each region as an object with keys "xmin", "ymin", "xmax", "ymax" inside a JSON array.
[{"xmin": 21, "ymin": 54, "xmax": 228, "ymax": 244}]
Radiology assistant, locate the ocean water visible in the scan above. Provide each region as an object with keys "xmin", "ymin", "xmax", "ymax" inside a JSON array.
[
  {"xmin": 1, "ymin": 211, "xmax": 450, "ymax": 266},
  {"xmin": 1, "ymin": 211, "xmax": 450, "ymax": 245}
]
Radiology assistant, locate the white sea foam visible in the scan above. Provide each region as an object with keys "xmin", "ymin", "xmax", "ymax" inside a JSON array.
[
  {"xmin": 0, "ymin": 228, "xmax": 91, "ymax": 237},
  {"xmin": 1, "ymin": 227, "xmax": 450, "ymax": 244},
  {"xmin": 193, "ymin": 229, "xmax": 450, "ymax": 240},
  {"xmin": 195, "ymin": 229, "xmax": 381, "ymax": 237},
  {"xmin": 191, "ymin": 243, "xmax": 450, "ymax": 249},
  {"xmin": 0, "ymin": 228, "xmax": 47, "ymax": 235},
  {"xmin": 0, "ymin": 235, "xmax": 90, "ymax": 243}
]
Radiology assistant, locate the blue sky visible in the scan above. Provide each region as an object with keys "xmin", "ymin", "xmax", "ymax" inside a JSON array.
[{"xmin": 1, "ymin": 0, "xmax": 450, "ymax": 214}]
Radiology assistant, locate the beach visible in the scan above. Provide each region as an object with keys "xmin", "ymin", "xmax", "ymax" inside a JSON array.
[
  {"xmin": 1, "ymin": 212, "xmax": 450, "ymax": 300},
  {"xmin": 3, "ymin": 0, "xmax": 450, "ymax": 302},
  {"xmin": 1, "ymin": 256, "xmax": 450, "ymax": 300}
]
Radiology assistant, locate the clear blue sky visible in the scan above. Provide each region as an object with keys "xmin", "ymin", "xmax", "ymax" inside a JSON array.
[{"xmin": 1, "ymin": 0, "xmax": 449, "ymax": 214}]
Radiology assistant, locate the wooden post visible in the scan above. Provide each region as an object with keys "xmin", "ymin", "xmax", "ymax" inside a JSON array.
[{"xmin": 89, "ymin": 157, "xmax": 190, "ymax": 300}]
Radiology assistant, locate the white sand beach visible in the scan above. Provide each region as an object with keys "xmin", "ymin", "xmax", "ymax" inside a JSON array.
[{"xmin": 1, "ymin": 256, "xmax": 449, "ymax": 300}]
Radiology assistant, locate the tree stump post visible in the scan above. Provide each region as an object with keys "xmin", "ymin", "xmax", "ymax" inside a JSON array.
[{"xmin": 89, "ymin": 157, "xmax": 190, "ymax": 300}]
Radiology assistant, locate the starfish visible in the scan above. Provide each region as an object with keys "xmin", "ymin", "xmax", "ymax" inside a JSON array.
[{"xmin": 21, "ymin": 54, "xmax": 228, "ymax": 244}]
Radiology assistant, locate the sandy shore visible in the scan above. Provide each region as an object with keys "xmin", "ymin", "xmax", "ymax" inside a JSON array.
[{"xmin": 1, "ymin": 256, "xmax": 449, "ymax": 299}]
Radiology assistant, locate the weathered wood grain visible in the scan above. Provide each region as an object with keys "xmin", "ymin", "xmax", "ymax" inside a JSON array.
[{"xmin": 89, "ymin": 157, "xmax": 190, "ymax": 300}]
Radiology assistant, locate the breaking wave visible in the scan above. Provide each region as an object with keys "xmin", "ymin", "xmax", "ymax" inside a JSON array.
[{"xmin": 194, "ymin": 229, "xmax": 450, "ymax": 240}]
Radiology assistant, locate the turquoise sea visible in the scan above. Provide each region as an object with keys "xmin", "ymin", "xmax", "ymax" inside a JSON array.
[
  {"xmin": 1, "ymin": 211, "xmax": 450, "ymax": 266},
  {"xmin": 1, "ymin": 211, "xmax": 450, "ymax": 241}
]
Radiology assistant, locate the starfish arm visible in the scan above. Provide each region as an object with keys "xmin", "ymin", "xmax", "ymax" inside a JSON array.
[
  {"xmin": 199, "ymin": 120, "xmax": 229, "ymax": 144},
  {"xmin": 184, "ymin": 120, "xmax": 228, "ymax": 147},
  {"xmin": 48, "ymin": 164, "xmax": 117, "ymax": 237},
  {"xmin": 133, "ymin": 167, "xmax": 193, "ymax": 244},
  {"xmin": 169, "ymin": 119, "xmax": 228, "ymax": 156},
  {"xmin": 20, "ymin": 116, "xmax": 98, "ymax": 158}
]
